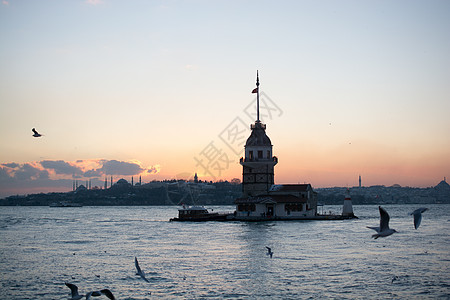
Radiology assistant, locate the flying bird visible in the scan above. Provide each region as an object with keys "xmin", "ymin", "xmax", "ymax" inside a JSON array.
[
  {"xmin": 32, "ymin": 128, "xmax": 43, "ymax": 137},
  {"xmin": 265, "ymin": 246, "xmax": 273, "ymax": 258},
  {"xmin": 65, "ymin": 282, "xmax": 84, "ymax": 300},
  {"xmin": 65, "ymin": 282, "xmax": 115, "ymax": 300},
  {"xmin": 135, "ymin": 256, "xmax": 149, "ymax": 282},
  {"xmin": 86, "ymin": 289, "xmax": 115, "ymax": 300},
  {"xmin": 367, "ymin": 206, "xmax": 397, "ymax": 239},
  {"xmin": 85, "ymin": 291, "xmax": 101, "ymax": 299},
  {"xmin": 410, "ymin": 207, "xmax": 428, "ymax": 229}
]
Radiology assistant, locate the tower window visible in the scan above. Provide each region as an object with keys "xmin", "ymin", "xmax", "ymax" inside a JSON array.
[
  {"xmin": 267, "ymin": 150, "xmax": 270, "ymax": 158},
  {"xmin": 258, "ymin": 150, "xmax": 263, "ymax": 159},
  {"xmin": 249, "ymin": 151, "xmax": 253, "ymax": 160}
]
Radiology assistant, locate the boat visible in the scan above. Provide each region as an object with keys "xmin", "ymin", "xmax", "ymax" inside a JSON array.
[
  {"xmin": 49, "ymin": 201, "xmax": 83, "ymax": 207},
  {"xmin": 170, "ymin": 206, "xmax": 232, "ymax": 222}
]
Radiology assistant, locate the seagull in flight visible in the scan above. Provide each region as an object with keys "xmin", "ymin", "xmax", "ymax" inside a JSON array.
[
  {"xmin": 367, "ymin": 206, "xmax": 397, "ymax": 239},
  {"xmin": 65, "ymin": 283, "xmax": 84, "ymax": 300},
  {"xmin": 135, "ymin": 256, "xmax": 149, "ymax": 282},
  {"xmin": 86, "ymin": 289, "xmax": 115, "ymax": 300},
  {"xmin": 265, "ymin": 246, "xmax": 273, "ymax": 258},
  {"xmin": 32, "ymin": 128, "xmax": 43, "ymax": 137},
  {"xmin": 65, "ymin": 282, "xmax": 115, "ymax": 300},
  {"xmin": 410, "ymin": 207, "xmax": 428, "ymax": 229}
]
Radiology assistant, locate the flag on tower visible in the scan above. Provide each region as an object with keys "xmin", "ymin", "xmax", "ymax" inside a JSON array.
[{"xmin": 252, "ymin": 87, "xmax": 258, "ymax": 93}]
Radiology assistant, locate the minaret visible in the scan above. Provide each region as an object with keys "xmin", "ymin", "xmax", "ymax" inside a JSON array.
[
  {"xmin": 359, "ymin": 175, "xmax": 361, "ymax": 188},
  {"xmin": 194, "ymin": 173, "xmax": 199, "ymax": 184},
  {"xmin": 131, "ymin": 176, "xmax": 134, "ymax": 186},
  {"xmin": 104, "ymin": 177, "xmax": 107, "ymax": 189},
  {"xmin": 240, "ymin": 71, "xmax": 278, "ymax": 197},
  {"xmin": 110, "ymin": 176, "xmax": 113, "ymax": 188},
  {"xmin": 139, "ymin": 175, "xmax": 142, "ymax": 185}
]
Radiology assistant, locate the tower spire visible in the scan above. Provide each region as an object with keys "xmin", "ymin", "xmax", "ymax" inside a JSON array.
[{"xmin": 256, "ymin": 70, "xmax": 260, "ymax": 122}]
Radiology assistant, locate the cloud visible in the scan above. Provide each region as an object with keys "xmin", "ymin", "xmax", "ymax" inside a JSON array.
[
  {"xmin": 1, "ymin": 159, "xmax": 158, "ymax": 179},
  {"xmin": 2, "ymin": 1, "xmax": 9, "ymax": 6},
  {"xmin": 0, "ymin": 167, "xmax": 10, "ymax": 180},
  {"xmin": 40, "ymin": 160, "xmax": 83, "ymax": 176},
  {"xmin": 147, "ymin": 164, "xmax": 161, "ymax": 174},
  {"xmin": 98, "ymin": 160, "xmax": 144, "ymax": 176},
  {"xmin": 39, "ymin": 159, "xmax": 159, "ymax": 177},
  {"xmin": 83, "ymin": 169, "xmax": 103, "ymax": 177},
  {"xmin": 0, "ymin": 159, "xmax": 161, "ymax": 197},
  {"xmin": 2, "ymin": 163, "xmax": 18, "ymax": 168},
  {"xmin": 11, "ymin": 163, "xmax": 49, "ymax": 181}
]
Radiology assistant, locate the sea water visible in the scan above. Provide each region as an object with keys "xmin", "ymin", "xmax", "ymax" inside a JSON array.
[{"xmin": 0, "ymin": 205, "xmax": 449, "ymax": 299}]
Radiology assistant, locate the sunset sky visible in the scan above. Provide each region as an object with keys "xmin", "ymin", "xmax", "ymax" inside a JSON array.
[{"xmin": 1, "ymin": 0, "xmax": 449, "ymax": 197}]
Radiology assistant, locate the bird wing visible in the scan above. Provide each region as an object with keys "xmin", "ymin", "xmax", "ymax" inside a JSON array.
[
  {"xmin": 135, "ymin": 257, "xmax": 149, "ymax": 281},
  {"xmin": 100, "ymin": 289, "xmax": 116, "ymax": 300},
  {"xmin": 266, "ymin": 247, "xmax": 271, "ymax": 252},
  {"xmin": 135, "ymin": 257, "xmax": 142, "ymax": 274},
  {"xmin": 366, "ymin": 226, "xmax": 380, "ymax": 233},
  {"xmin": 65, "ymin": 282, "xmax": 79, "ymax": 297},
  {"xmin": 32, "ymin": 128, "xmax": 37, "ymax": 134},
  {"xmin": 379, "ymin": 206, "xmax": 390, "ymax": 232},
  {"xmin": 413, "ymin": 212, "xmax": 422, "ymax": 229},
  {"xmin": 410, "ymin": 207, "xmax": 428, "ymax": 215}
]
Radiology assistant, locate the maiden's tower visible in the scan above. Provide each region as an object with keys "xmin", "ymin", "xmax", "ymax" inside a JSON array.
[{"xmin": 234, "ymin": 72, "xmax": 349, "ymax": 220}]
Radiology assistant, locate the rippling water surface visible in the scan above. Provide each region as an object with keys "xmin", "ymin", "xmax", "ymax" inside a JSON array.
[{"xmin": 0, "ymin": 205, "xmax": 449, "ymax": 299}]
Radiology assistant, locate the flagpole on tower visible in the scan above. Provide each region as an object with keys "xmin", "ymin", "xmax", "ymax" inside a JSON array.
[
  {"xmin": 256, "ymin": 70, "xmax": 260, "ymax": 122},
  {"xmin": 251, "ymin": 70, "xmax": 260, "ymax": 122}
]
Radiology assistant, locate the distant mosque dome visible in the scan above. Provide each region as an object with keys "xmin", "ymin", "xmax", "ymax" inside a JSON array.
[
  {"xmin": 245, "ymin": 122, "xmax": 272, "ymax": 147},
  {"xmin": 110, "ymin": 178, "xmax": 131, "ymax": 190},
  {"xmin": 76, "ymin": 185, "xmax": 87, "ymax": 192},
  {"xmin": 116, "ymin": 178, "xmax": 130, "ymax": 186}
]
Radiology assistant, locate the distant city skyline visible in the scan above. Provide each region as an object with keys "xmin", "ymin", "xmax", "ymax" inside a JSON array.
[{"xmin": 1, "ymin": 1, "xmax": 449, "ymax": 198}]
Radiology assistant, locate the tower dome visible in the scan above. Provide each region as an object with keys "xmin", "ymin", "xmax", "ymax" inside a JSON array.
[{"xmin": 245, "ymin": 122, "xmax": 272, "ymax": 147}]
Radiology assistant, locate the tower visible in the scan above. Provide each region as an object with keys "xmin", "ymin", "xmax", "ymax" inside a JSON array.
[
  {"xmin": 240, "ymin": 71, "xmax": 278, "ymax": 197},
  {"xmin": 359, "ymin": 175, "xmax": 361, "ymax": 188}
]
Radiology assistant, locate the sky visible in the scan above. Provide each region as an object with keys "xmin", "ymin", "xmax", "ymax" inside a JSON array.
[{"xmin": 1, "ymin": 0, "xmax": 449, "ymax": 198}]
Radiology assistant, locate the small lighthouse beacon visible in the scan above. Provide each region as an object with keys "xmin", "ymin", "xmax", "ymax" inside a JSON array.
[
  {"xmin": 342, "ymin": 189, "xmax": 355, "ymax": 217},
  {"xmin": 240, "ymin": 71, "xmax": 278, "ymax": 197}
]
